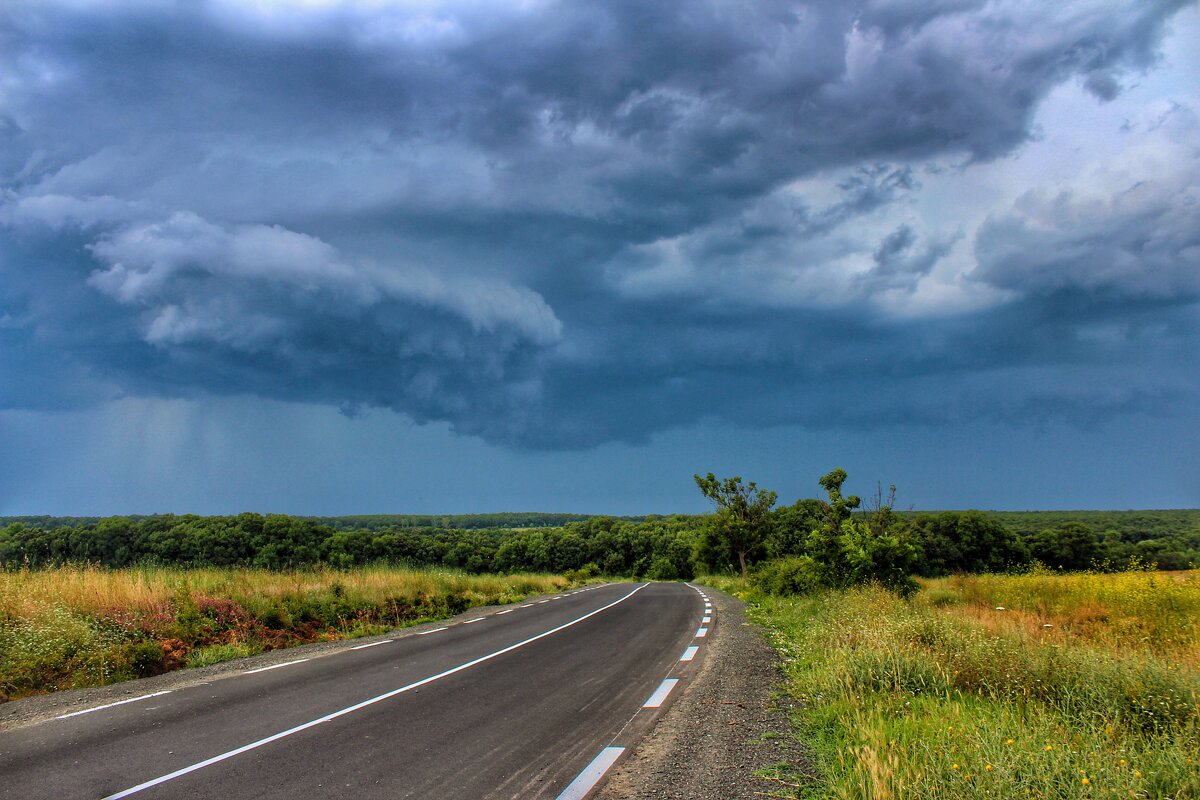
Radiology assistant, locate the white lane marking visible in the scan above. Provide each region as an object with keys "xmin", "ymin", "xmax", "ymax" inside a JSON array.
[
  {"xmin": 243, "ymin": 659, "xmax": 309, "ymax": 675},
  {"xmin": 702, "ymin": 616, "xmax": 711, "ymax": 623},
  {"xmin": 350, "ymin": 640, "xmax": 391, "ymax": 651},
  {"xmin": 496, "ymin": 609, "xmax": 514, "ymax": 615},
  {"xmin": 556, "ymin": 746, "xmax": 625, "ymax": 800},
  {"xmin": 56, "ymin": 691, "xmax": 173, "ymax": 720},
  {"xmin": 537, "ymin": 599, "xmax": 550, "ymax": 604},
  {"xmin": 696, "ymin": 627, "xmax": 708, "ymax": 638},
  {"xmin": 101, "ymin": 584, "xmax": 648, "ymax": 800},
  {"xmin": 520, "ymin": 604, "xmax": 535, "ymax": 608},
  {"xmin": 680, "ymin": 646, "xmax": 699, "ymax": 662},
  {"xmin": 415, "ymin": 627, "xmax": 448, "ymax": 636},
  {"xmin": 642, "ymin": 678, "xmax": 679, "ymax": 708},
  {"xmin": 462, "ymin": 618, "xmax": 483, "ymax": 624}
]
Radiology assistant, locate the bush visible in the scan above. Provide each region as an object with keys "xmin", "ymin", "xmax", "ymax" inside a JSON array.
[
  {"xmin": 753, "ymin": 556, "xmax": 825, "ymax": 596},
  {"xmin": 643, "ymin": 557, "xmax": 680, "ymax": 581}
]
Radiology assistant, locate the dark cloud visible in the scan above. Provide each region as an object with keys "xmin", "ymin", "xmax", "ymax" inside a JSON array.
[{"xmin": 0, "ymin": 0, "xmax": 1196, "ymax": 448}]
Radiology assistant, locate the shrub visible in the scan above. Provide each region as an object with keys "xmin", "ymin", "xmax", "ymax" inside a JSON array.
[{"xmin": 753, "ymin": 556, "xmax": 825, "ymax": 596}]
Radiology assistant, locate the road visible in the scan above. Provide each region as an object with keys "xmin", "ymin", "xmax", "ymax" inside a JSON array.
[{"xmin": 0, "ymin": 582, "xmax": 715, "ymax": 800}]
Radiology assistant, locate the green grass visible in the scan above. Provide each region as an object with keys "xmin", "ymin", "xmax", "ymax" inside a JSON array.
[
  {"xmin": 700, "ymin": 570, "xmax": 1200, "ymax": 799},
  {"xmin": 0, "ymin": 564, "xmax": 583, "ymax": 701}
]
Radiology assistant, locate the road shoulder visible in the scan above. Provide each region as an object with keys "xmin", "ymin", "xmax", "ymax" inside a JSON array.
[{"xmin": 595, "ymin": 586, "xmax": 812, "ymax": 800}]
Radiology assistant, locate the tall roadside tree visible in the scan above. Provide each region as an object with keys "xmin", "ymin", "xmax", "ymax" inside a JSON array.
[{"xmin": 694, "ymin": 473, "xmax": 777, "ymax": 578}]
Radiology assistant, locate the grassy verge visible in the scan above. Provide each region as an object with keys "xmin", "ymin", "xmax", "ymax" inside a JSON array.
[
  {"xmin": 0, "ymin": 564, "xmax": 578, "ymax": 701},
  {"xmin": 699, "ymin": 570, "xmax": 1200, "ymax": 799}
]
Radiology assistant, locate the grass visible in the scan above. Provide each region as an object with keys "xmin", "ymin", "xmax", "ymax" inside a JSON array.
[
  {"xmin": 0, "ymin": 564, "xmax": 578, "ymax": 701},
  {"xmin": 700, "ymin": 569, "xmax": 1200, "ymax": 799}
]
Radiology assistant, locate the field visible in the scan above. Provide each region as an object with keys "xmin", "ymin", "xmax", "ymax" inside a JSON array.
[
  {"xmin": 0, "ymin": 565, "xmax": 574, "ymax": 702},
  {"xmin": 702, "ymin": 569, "xmax": 1200, "ymax": 799}
]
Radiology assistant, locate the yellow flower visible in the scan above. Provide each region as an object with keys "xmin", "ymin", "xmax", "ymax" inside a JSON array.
[
  {"xmin": 1006, "ymin": 739, "xmax": 1015, "ymax": 745},
  {"xmin": 1134, "ymin": 771, "xmax": 1142, "ymax": 778},
  {"xmin": 985, "ymin": 764, "xmax": 993, "ymax": 772},
  {"xmin": 1045, "ymin": 745, "xmax": 1054, "ymax": 752},
  {"xmin": 1119, "ymin": 759, "xmax": 1126, "ymax": 766},
  {"xmin": 1081, "ymin": 777, "xmax": 1090, "ymax": 785},
  {"xmin": 952, "ymin": 764, "xmax": 959, "ymax": 770}
]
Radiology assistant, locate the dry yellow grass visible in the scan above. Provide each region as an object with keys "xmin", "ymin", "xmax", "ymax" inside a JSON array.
[
  {"xmin": 922, "ymin": 568, "xmax": 1200, "ymax": 666},
  {"xmin": 0, "ymin": 565, "xmax": 578, "ymax": 700}
]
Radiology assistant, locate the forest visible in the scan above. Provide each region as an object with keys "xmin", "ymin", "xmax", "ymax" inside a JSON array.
[{"xmin": 3, "ymin": 476, "xmax": 1197, "ymax": 578}]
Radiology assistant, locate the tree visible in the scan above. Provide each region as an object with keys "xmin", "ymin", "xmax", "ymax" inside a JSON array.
[
  {"xmin": 910, "ymin": 511, "xmax": 1028, "ymax": 575},
  {"xmin": 1028, "ymin": 522, "xmax": 1101, "ymax": 571},
  {"xmin": 694, "ymin": 473, "xmax": 777, "ymax": 578},
  {"xmin": 806, "ymin": 468, "xmax": 917, "ymax": 595}
]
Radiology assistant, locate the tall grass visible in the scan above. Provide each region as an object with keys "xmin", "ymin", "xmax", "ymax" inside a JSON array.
[
  {"xmin": 0, "ymin": 565, "xmax": 575, "ymax": 701},
  {"xmin": 703, "ymin": 569, "xmax": 1200, "ymax": 799}
]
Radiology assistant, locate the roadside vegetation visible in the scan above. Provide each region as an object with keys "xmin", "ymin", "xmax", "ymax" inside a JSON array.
[
  {"xmin": 0, "ymin": 565, "xmax": 573, "ymax": 702},
  {"xmin": 702, "ymin": 569, "xmax": 1200, "ymax": 799}
]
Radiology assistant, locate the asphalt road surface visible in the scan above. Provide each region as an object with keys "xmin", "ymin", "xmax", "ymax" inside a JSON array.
[{"xmin": 0, "ymin": 582, "xmax": 715, "ymax": 800}]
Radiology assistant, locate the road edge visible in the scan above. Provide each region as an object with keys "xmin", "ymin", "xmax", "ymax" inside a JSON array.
[{"xmin": 592, "ymin": 585, "xmax": 813, "ymax": 800}]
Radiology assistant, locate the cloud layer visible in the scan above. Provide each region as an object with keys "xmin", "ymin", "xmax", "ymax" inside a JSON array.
[{"xmin": 1, "ymin": 0, "xmax": 1197, "ymax": 447}]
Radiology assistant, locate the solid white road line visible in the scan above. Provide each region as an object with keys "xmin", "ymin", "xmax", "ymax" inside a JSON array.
[
  {"xmin": 243, "ymin": 659, "xmax": 309, "ymax": 675},
  {"xmin": 642, "ymin": 678, "xmax": 679, "ymax": 708},
  {"xmin": 680, "ymin": 646, "xmax": 699, "ymax": 662},
  {"xmin": 556, "ymin": 746, "xmax": 625, "ymax": 800},
  {"xmin": 350, "ymin": 640, "xmax": 391, "ymax": 650},
  {"xmin": 56, "ymin": 691, "xmax": 173, "ymax": 721},
  {"xmin": 696, "ymin": 627, "xmax": 708, "ymax": 638},
  {"xmin": 415, "ymin": 627, "xmax": 448, "ymax": 636},
  {"xmin": 102, "ymin": 584, "xmax": 649, "ymax": 800}
]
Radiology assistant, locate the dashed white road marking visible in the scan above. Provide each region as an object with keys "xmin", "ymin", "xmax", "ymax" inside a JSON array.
[
  {"xmin": 520, "ymin": 604, "xmax": 535, "ymax": 608},
  {"xmin": 680, "ymin": 646, "xmax": 699, "ymax": 662},
  {"xmin": 556, "ymin": 747, "xmax": 625, "ymax": 800},
  {"xmin": 243, "ymin": 659, "xmax": 309, "ymax": 675},
  {"xmin": 462, "ymin": 618, "xmax": 483, "ymax": 624},
  {"xmin": 642, "ymin": 678, "xmax": 679, "ymax": 708},
  {"xmin": 350, "ymin": 640, "xmax": 392, "ymax": 650},
  {"xmin": 101, "ymin": 584, "xmax": 648, "ymax": 800},
  {"xmin": 415, "ymin": 627, "xmax": 448, "ymax": 636},
  {"xmin": 56, "ymin": 691, "xmax": 174, "ymax": 720},
  {"xmin": 702, "ymin": 616, "xmax": 711, "ymax": 623},
  {"xmin": 695, "ymin": 627, "xmax": 708, "ymax": 638},
  {"xmin": 496, "ymin": 609, "xmax": 514, "ymax": 615}
]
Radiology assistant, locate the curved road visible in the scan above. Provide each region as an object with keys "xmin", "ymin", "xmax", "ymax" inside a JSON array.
[{"xmin": 0, "ymin": 582, "xmax": 715, "ymax": 799}]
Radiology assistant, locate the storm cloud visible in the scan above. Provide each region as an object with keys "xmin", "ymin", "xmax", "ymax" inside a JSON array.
[{"xmin": 1, "ymin": 0, "xmax": 1198, "ymax": 449}]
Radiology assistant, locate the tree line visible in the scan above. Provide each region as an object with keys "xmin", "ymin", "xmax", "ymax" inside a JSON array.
[{"xmin": 1, "ymin": 478, "xmax": 1196, "ymax": 580}]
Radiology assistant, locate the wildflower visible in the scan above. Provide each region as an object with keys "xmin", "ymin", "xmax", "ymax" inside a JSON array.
[
  {"xmin": 952, "ymin": 764, "xmax": 959, "ymax": 770},
  {"xmin": 1119, "ymin": 759, "xmax": 1126, "ymax": 766},
  {"xmin": 1134, "ymin": 771, "xmax": 1142, "ymax": 778},
  {"xmin": 985, "ymin": 764, "xmax": 993, "ymax": 772},
  {"xmin": 1045, "ymin": 745, "xmax": 1054, "ymax": 752},
  {"xmin": 1081, "ymin": 778, "xmax": 1090, "ymax": 785},
  {"xmin": 1006, "ymin": 739, "xmax": 1015, "ymax": 745}
]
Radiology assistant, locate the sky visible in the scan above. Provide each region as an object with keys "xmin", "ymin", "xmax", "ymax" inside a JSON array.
[{"xmin": 1, "ymin": 0, "xmax": 1198, "ymax": 515}]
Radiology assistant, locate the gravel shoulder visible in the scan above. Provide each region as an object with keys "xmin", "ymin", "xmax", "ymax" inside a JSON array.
[{"xmin": 596, "ymin": 586, "xmax": 812, "ymax": 800}]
